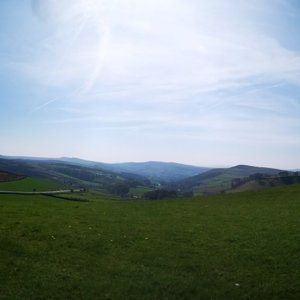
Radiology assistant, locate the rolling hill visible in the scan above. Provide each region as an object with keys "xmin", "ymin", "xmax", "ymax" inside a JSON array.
[
  {"xmin": 173, "ymin": 165, "xmax": 284, "ymax": 195},
  {"xmin": 2, "ymin": 155, "xmax": 209, "ymax": 183},
  {"xmin": 0, "ymin": 158, "xmax": 151, "ymax": 196},
  {"xmin": 229, "ymin": 171, "xmax": 300, "ymax": 193},
  {"xmin": 0, "ymin": 171, "xmax": 25, "ymax": 182},
  {"xmin": 2, "ymin": 156, "xmax": 297, "ymax": 197},
  {"xmin": 60, "ymin": 158, "xmax": 209, "ymax": 182}
]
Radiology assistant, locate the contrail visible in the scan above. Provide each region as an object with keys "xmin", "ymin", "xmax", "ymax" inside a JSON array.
[
  {"xmin": 245, "ymin": 82, "xmax": 285, "ymax": 95},
  {"xmin": 33, "ymin": 98, "xmax": 59, "ymax": 112}
]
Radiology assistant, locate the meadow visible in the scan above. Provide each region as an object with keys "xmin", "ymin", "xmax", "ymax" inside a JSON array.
[
  {"xmin": 1, "ymin": 183, "xmax": 300, "ymax": 299},
  {"xmin": 0, "ymin": 177, "xmax": 64, "ymax": 192}
]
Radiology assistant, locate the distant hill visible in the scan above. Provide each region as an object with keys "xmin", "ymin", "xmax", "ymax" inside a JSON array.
[
  {"xmin": 60, "ymin": 158, "xmax": 209, "ymax": 182},
  {"xmin": 0, "ymin": 158, "xmax": 151, "ymax": 196},
  {"xmin": 103, "ymin": 161, "xmax": 209, "ymax": 182},
  {"xmin": 173, "ymin": 165, "xmax": 283, "ymax": 195},
  {"xmin": 0, "ymin": 155, "xmax": 55, "ymax": 161},
  {"xmin": 1, "ymin": 156, "xmax": 209, "ymax": 183},
  {"xmin": 2, "ymin": 156, "xmax": 293, "ymax": 197}
]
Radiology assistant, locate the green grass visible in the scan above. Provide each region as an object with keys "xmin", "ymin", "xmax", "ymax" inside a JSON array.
[
  {"xmin": 0, "ymin": 177, "xmax": 66, "ymax": 192},
  {"xmin": 1, "ymin": 185, "xmax": 300, "ymax": 299}
]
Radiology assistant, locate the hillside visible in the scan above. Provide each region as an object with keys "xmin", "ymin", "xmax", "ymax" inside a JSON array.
[
  {"xmin": 1, "ymin": 184, "xmax": 300, "ymax": 299},
  {"xmin": 104, "ymin": 161, "xmax": 209, "ymax": 182},
  {"xmin": 173, "ymin": 165, "xmax": 283, "ymax": 195},
  {"xmin": 0, "ymin": 171, "xmax": 25, "ymax": 182},
  {"xmin": 0, "ymin": 177, "xmax": 65, "ymax": 192},
  {"xmin": 60, "ymin": 158, "xmax": 209, "ymax": 182},
  {"xmin": 230, "ymin": 171, "xmax": 300, "ymax": 193},
  {"xmin": 3, "ymin": 156, "xmax": 296, "ymax": 198},
  {"xmin": 1, "ymin": 155, "xmax": 209, "ymax": 183},
  {"xmin": 0, "ymin": 158, "xmax": 151, "ymax": 196}
]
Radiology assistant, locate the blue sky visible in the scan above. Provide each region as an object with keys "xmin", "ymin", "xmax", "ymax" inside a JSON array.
[{"xmin": 1, "ymin": 0, "xmax": 300, "ymax": 168}]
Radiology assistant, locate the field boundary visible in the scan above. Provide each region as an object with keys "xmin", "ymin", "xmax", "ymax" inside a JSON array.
[{"xmin": 0, "ymin": 189, "xmax": 84, "ymax": 195}]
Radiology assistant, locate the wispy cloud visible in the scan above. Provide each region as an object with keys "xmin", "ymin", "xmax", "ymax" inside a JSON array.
[
  {"xmin": 11, "ymin": 0, "xmax": 299, "ymax": 94},
  {"xmin": 32, "ymin": 97, "xmax": 58, "ymax": 111},
  {"xmin": 1, "ymin": 0, "xmax": 300, "ymax": 167}
]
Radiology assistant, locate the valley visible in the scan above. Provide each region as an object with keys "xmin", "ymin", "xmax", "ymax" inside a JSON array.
[
  {"xmin": 1, "ymin": 156, "xmax": 299, "ymax": 199},
  {"xmin": 1, "ymin": 156, "xmax": 300, "ymax": 299}
]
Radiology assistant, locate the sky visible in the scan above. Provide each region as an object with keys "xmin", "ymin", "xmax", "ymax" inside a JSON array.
[{"xmin": 0, "ymin": 0, "xmax": 300, "ymax": 169}]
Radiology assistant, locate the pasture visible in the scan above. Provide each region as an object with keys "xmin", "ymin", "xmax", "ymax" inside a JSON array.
[
  {"xmin": 0, "ymin": 177, "xmax": 65, "ymax": 192},
  {"xmin": 1, "ymin": 184, "xmax": 300, "ymax": 299}
]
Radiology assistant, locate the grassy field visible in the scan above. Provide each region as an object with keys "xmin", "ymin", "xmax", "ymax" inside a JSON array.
[
  {"xmin": 1, "ymin": 184, "xmax": 300, "ymax": 299},
  {"xmin": 0, "ymin": 177, "xmax": 66, "ymax": 192}
]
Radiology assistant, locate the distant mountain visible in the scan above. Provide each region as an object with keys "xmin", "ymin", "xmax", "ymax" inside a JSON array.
[
  {"xmin": 173, "ymin": 165, "xmax": 283, "ymax": 195},
  {"xmin": 59, "ymin": 158, "xmax": 209, "ymax": 182}
]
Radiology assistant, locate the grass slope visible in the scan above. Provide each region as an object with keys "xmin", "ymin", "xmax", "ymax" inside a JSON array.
[
  {"xmin": 0, "ymin": 177, "xmax": 65, "ymax": 192},
  {"xmin": 1, "ymin": 185, "xmax": 300, "ymax": 299},
  {"xmin": 0, "ymin": 171, "xmax": 24, "ymax": 182},
  {"xmin": 176, "ymin": 165, "xmax": 282, "ymax": 195},
  {"xmin": 0, "ymin": 158, "xmax": 151, "ymax": 196}
]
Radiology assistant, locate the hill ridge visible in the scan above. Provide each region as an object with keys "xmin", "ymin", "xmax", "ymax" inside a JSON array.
[{"xmin": 173, "ymin": 164, "xmax": 284, "ymax": 195}]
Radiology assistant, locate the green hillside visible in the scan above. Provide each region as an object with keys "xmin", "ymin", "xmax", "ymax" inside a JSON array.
[
  {"xmin": 229, "ymin": 172, "xmax": 300, "ymax": 193},
  {"xmin": 60, "ymin": 158, "xmax": 209, "ymax": 182},
  {"xmin": 174, "ymin": 165, "xmax": 282, "ymax": 195},
  {"xmin": 1, "ymin": 156, "xmax": 209, "ymax": 183},
  {"xmin": 0, "ymin": 171, "xmax": 24, "ymax": 182},
  {"xmin": 0, "ymin": 158, "xmax": 151, "ymax": 196},
  {"xmin": 1, "ymin": 184, "xmax": 300, "ymax": 299},
  {"xmin": 0, "ymin": 177, "xmax": 65, "ymax": 192}
]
